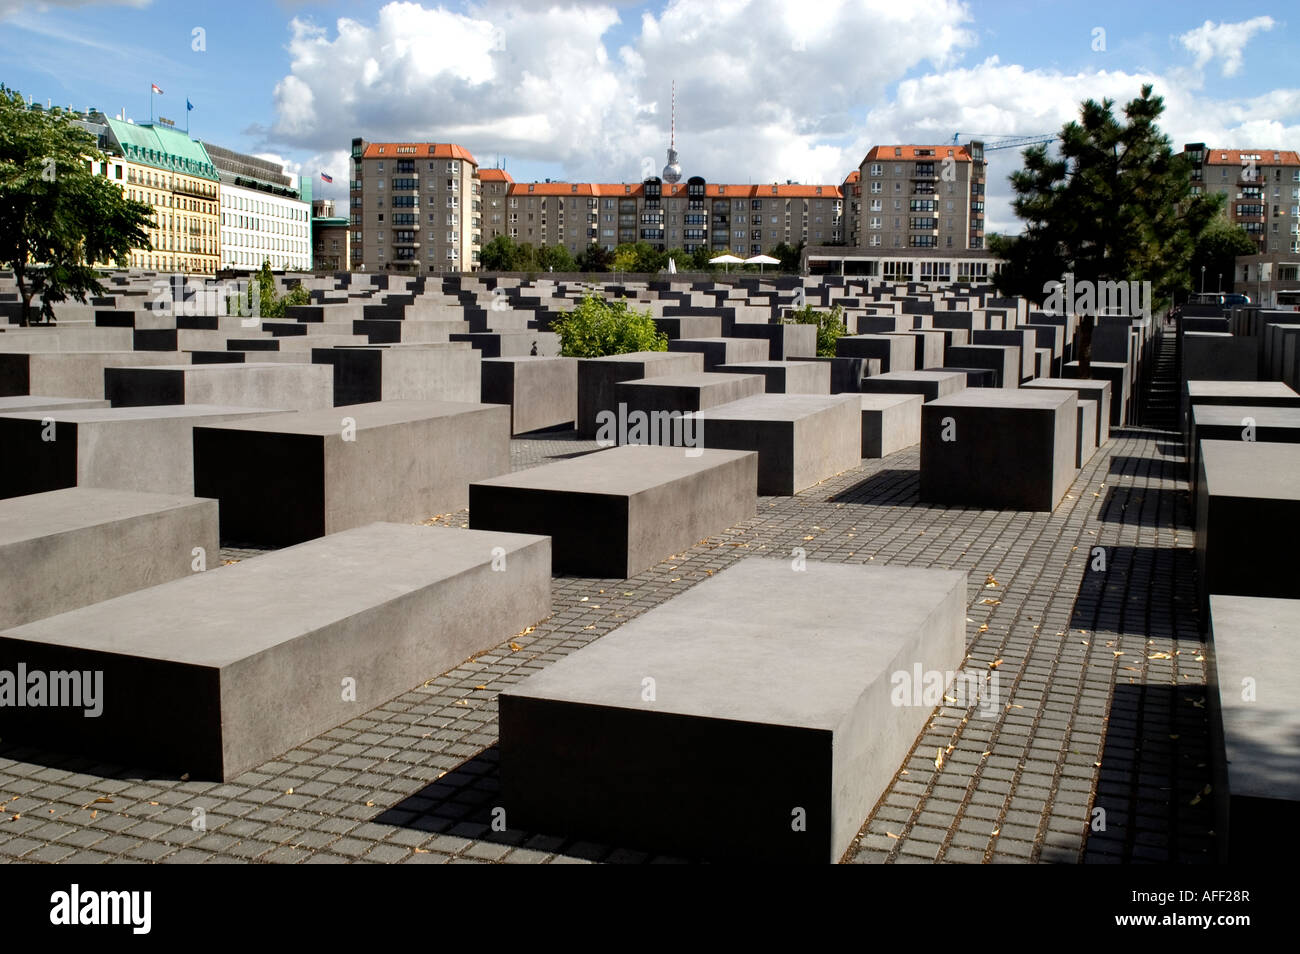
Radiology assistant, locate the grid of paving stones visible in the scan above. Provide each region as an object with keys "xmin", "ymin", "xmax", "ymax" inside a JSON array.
[{"xmin": 0, "ymin": 347, "xmax": 1212, "ymax": 863}]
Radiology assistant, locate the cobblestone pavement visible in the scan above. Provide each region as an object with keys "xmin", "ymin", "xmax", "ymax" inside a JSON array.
[{"xmin": 0, "ymin": 407, "xmax": 1210, "ymax": 864}]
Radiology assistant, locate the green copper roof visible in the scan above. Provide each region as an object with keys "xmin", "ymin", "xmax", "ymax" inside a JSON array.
[{"xmin": 103, "ymin": 118, "xmax": 219, "ymax": 181}]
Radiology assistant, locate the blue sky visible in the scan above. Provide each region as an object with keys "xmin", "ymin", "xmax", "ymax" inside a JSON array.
[{"xmin": 1, "ymin": 1, "xmax": 1296, "ymax": 231}]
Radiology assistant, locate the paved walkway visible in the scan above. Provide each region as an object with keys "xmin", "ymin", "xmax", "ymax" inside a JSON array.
[{"xmin": 0, "ymin": 363, "xmax": 1211, "ymax": 864}]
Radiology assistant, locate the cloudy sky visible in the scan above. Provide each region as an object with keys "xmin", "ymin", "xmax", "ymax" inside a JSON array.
[{"xmin": 2, "ymin": 0, "xmax": 1296, "ymax": 232}]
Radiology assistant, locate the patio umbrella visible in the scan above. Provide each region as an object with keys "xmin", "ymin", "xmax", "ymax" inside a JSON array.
[
  {"xmin": 744, "ymin": 254, "xmax": 780, "ymax": 275},
  {"xmin": 710, "ymin": 253, "xmax": 744, "ymax": 274}
]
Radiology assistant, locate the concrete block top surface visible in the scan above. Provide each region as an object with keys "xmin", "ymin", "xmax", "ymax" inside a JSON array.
[
  {"xmin": 504, "ymin": 557, "xmax": 966, "ymax": 729},
  {"xmin": 691, "ymin": 393, "xmax": 859, "ymax": 421},
  {"xmin": 472, "ymin": 443, "xmax": 755, "ymax": 494},
  {"xmin": 620, "ymin": 372, "xmax": 762, "ymax": 389},
  {"xmin": 860, "ymin": 394, "xmax": 924, "ymax": 412},
  {"xmin": 1, "ymin": 523, "xmax": 546, "ymax": 667},
  {"xmin": 1024, "ymin": 377, "xmax": 1110, "ymax": 393},
  {"xmin": 0, "ymin": 487, "xmax": 211, "ymax": 545},
  {"xmin": 928, "ymin": 389, "xmax": 1074, "ymax": 411},
  {"xmin": 1192, "ymin": 405, "xmax": 1300, "ymax": 428},
  {"xmin": 193, "ymin": 399, "xmax": 502, "ymax": 435},
  {"xmin": 871, "ymin": 370, "xmax": 967, "ymax": 383},
  {"xmin": 1186, "ymin": 381, "xmax": 1300, "ymax": 399},
  {"xmin": 0, "ymin": 404, "xmax": 289, "ymax": 424},
  {"xmin": 0, "ymin": 396, "xmax": 109, "ymax": 412},
  {"xmin": 584, "ymin": 351, "xmax": 697, "ymax": 366},
  {"xmin": 1199, "ymin": 440, "xmax": 1300, "ymax": 499},
  {"xmin": 481, "ymin": 356, "xmax": 575, "ymax": 365}
]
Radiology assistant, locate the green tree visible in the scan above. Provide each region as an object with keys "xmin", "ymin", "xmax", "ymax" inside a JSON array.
[
  {"xmin": 611, "ymin": 241, "xmax": 665, "ymax": 274},
  {"xmin": 771, "ymin": 241, "xmax": 804, "ymax": 273},
  {"xmin": 663, "ymin": 247, "xmax": 690, "ymax": 272},
  {"xmin": 781, "ymin": 303, "xmax": 845, "ymax": 357},
  {"xmin": 479, "ymin": 235, "xmax": 517, "ymax": 271},
  {"xmin": 575, "ymin": 243, "xmax": 613, "ymax": 273},
  {"xmin": 0, "ymin": 87, "xmax": 153, "ymax": 325},
  {"xmin": 690, "ymin": 246, "xmax": 714, "ymax": 270},
  {"xmin": 248, "ymin": 259, "xmax": 309, "ymax": 319},
  {"xmin": 1189, "ymin": 217, "xmax": 1256, "ymax": 298},
  {"xmin": 991, "ymin": 85, "xmax": 1220, "ymax": 373},
  {"xmin": 552, "ymin": 294, "xmax": 666, "ymax": 357},
  {"xmin": 536, "ymin": 243, "xmax": 576, "ymax": 272}
]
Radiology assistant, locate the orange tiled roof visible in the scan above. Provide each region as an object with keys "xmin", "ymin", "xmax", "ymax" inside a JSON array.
[
  {"xmin": 861, "ymin": 144, "xmax": 971, "ymax": 163},
  {"xmin": 503, "ymin": 180, "xmax": 845, "ymax": 199},
  {"xmin": 361, "ymin": 142, "xmax": 478, "ymax": 165},
  {"xmin": 1203, "ymin": 148, "xmax": 1300, "ymax": 166},
  {"xmin": 479, "ymin": 168, "xmax": 513, "ymax": 183}
]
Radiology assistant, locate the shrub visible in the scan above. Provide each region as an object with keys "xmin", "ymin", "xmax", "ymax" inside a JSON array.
[
  {"xmin": 553, "ymin": 294, "xmax": 667, "ymax": 357},
  {"xmin": 782, "ymin": 303, "xmax": 846, "ymax": 357}
]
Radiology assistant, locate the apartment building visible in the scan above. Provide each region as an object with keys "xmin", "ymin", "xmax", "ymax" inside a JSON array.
[
  {"xmin": 76, "ymin": 113, "xmax": 221, "ymax": 274},
  {"xmin": 479, "ymin": 174, "xmax": 846, "ymax": 256},
  {"xmin": 1182, "ymin": 144, "xmax": 1300, "ymax": 255},
  {"xmin": 311, "ymin": 199, "xmax": 351, "ymax": 272},
  {"xmin": 856, "ymin": 143, "xmax": 986, "ymax": 253},
  {"xmin": 203, "ymin": 142, "xmax": 312, "ymax": 272},
  {"xmin": 349, "ymin": 138, "xmax": 482, "ymax": 272}
]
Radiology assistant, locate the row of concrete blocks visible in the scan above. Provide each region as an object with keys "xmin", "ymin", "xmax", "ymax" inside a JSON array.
[{"xmin": 0, "ymin": 484, "xmax": 969, "ymax": 861}]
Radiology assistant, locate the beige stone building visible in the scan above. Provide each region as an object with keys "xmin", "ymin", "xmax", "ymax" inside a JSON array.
[
  {"xmin": 856, "ymin": 143, "xmax": 986, "ymax": 253},
  {"xmin": 1183, "ymin": 144, "xmax": 1300, "ymax": 255}
]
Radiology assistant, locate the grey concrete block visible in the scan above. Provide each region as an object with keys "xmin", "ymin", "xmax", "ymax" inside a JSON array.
[
  {"xmin": 1075, "ymin": 399, "xmax": 1099, "ymax": 466},
  {"xmin": 971, "ymin": 329, "xmax": 1034, "ymax": 382},
  {"xmin": 0, "ymin": 405, "xmax": 287, "ymax": 499},
  {"xmin": 469, "ymin": 444, "xmax": 757, "ymax": 577},
  {"xmin": 105, "ymin": 362, "xmax": 334, "ymax": 411},
  {"xmin": 0, "ymin": 488, "xmax": 217, "ymax": 630},
  {"xmin": 884, "ymin": 331, "xmax": 947, "ymax": 372},
  {"xmin": 1207, "ymin": 594, "xmax": 1300, "ymax": 855},
  {"xmin": 481, "ymin": 356, "xmax": 576, "ymax": 435},
  {"xmin": 616, "ymin": 372, "xmax": 765, "ymax": 418},
  {"xmin": 314, "ymin": 344, "xmax": 481, "ymax": 406},
  {"xmin": 576, "ymin": 351, "xmax": 704, "ymax": 438},
  {"xmin": 1065, "ymin": 361, "xmax": 1130, "ymax": 426},
  {"xmin": 945, "ymin": 344, "xmax": 1020, "ymax": 389},
  {"xmin": 728, "ymin": 322, "xmax": 817, "ymax": 359},
  {"xmin": 858, "ymin": 370, "xmax": 967, "ymax": 403},
  {"xmin": 921, "ymin": 390, "xmax": 1078, "ymax": 511},
  {"xmin": 836, "ymin": 334, "xmax": 915, "ymax": 373},
  {"xmin": 1021, "ymin": 378, "xmax": 1112, "ymax": 446},
  {"xmin": 686, "ymin": 394, "xmax": 861, "ymax": 495},
  {"xmin": 667, "ymin": 337, "xmax": 771, "ymax": 371},
  {"xmin": 860, "ymin": 394, "xmax": 922, "ymax": 458},
  {"xmin": 500, "ymin": 557, "xmax": 967, "ymax": 862},
  {"xmin": 0, "ymin": 396, "xmax": 109, "ymax": 413},
  {"xmin": 0, "ymin": 352, "xmax": 179, "ymax": 399},
  {"xmin": 0, "ymin": 523, "xmax": 551, "ymax": 780},
  {"xmin": 194, "ymin": 401, "xmax": 510, "ymax": 546},
  {"xmin": 1195, "ymin": 441, "xmax": 1300, "ymax": 601},
  {"xmin": 715, "ymin": 360, "xmax": 831, "ymax": 394}
]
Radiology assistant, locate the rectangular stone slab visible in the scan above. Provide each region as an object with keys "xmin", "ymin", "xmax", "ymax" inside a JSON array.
[
  {"xmin": 686, "ymin": 393, "xmax": 862, "ymax": 495},
  {"xmin": 105, "ymin": 362, "xmax": 334, "ymax": 411},
  {"xmin": 1207, "ymin": 594, "xmax": 1300, "ymax": 859},
  {"xmin": 499, "ymin": 557, "xmax": 967, "ymax": 862},
  {"xmin": 469, "ymin": 443, "xmax": 756, "ymax": 577},
  {"xmin": 1021, "ymin": 378, "xmax": 1112, "ymax": 446},
  {"xmin": 1065, "ymin": 361, "xmax": 1129, "ymax": 426},
  {"xmin": 944, "ymin": 344, "xmax": 1020, "ymax": 389},
  {"xmin": 666, "ymin": 337, "xmax": 771, "ymax": 371},
  {"xmin": 0, "ymin": 351, "xmax": 179, "ymax": 399},
  {"xmin": 836, "ymin": 334, "xmax": 915, "ymax": 373},
  {"xmin": 0, "ymin": 404, "xmax": 288, "ymax": 499},
  {"xmin": 0, "ymin": 488, "xmax": 217, "ymax": 630},
  {"xmin": 858, "ymin": 370, "xmax": 967, "ymax": 403},
  {"xmin": 576, "ymin": 351, "xmax": 704, "ymax": 437},
  {"xmin": 480, "ymin": 356, "xmax": 576, "ymax": 435},
  {"xmin": 860, "ymin": 393, "xmax": 922, "ymax": 458},
  {"xmin": 0, "ymin": 523, "xmax": 551, "ymax": 780},
  {"xmin": 1075, "ymin": 399, "xmax": 1099, "ymax": 466},
  {"xmin": 615, "ymin": 372, "xmax": 765, "ymax": 417},
  {"xmin": 194, "ymin": 400, "xmax": 510, "ymax": 546},
  {"xmin": 0, "ymin": 395, "xmax": 109, "ymax": 413},
  {"xmin": 715, "ymin": 360, "xmax": 831, "ymax": 394},
  {"xmin": 1195, "ymin": 440, "xmax": 1300, "ymax": 602},
  {"xmin": 921, "ymin": 389, "xmax": 1078, "ymax": 511}
]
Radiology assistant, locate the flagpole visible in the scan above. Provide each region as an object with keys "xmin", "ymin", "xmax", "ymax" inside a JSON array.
[{"xmin": 149, "ymin": 86, "xmax": 153, "ymax": 123}]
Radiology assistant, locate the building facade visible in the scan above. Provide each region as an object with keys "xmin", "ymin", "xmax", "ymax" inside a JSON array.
[
  {"xmin": 78, "ymin": 114, "xmax": 221, "ymax": 274},
  {"xmin": 204, "ymin": 142, "xmax": 312, "ymax": 272},
  {"xmin": 1182, "ymin": 144, "xmax": 1300, "ymax": 255},
  {"xmin": 311, "ymin": 199, "xmax": 351, "ymax": 272},
  {"xmin": 856, "ymin": 143, "xmax": 986, "ymax": 253},
  {"xmin": 349, "ymin": 139, "xmax": 482, "ymax": 272}
]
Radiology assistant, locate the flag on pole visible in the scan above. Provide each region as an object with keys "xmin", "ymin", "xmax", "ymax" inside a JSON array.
[
  {"xmin": 186, "ymin": 98, "xmax": 194, "ymax": 111},
  {"xmin": 151, "ymin": 84, "xmax": 164, "ymax": 94},
  {"xmin": 320, "ymin": 172, "xmax": 334, "ymax": 184}
]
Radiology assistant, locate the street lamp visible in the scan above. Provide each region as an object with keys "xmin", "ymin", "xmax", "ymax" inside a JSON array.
[
  {"xmin": 1200, "ymin": 265, "xmax": 1206, "ymax": 293},
  {"xmin": 1217, "ymin": 273, "xmax": 1222, "ymax": 293}
]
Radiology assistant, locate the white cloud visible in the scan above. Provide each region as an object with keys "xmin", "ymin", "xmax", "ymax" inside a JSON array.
[{"xmin": 1178, "ymin": 16, "xmax": 1274, "ymax": 78}]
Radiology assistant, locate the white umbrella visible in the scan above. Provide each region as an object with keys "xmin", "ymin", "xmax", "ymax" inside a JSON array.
[
  {"xmin": 710, "ymin": 253, "xmax": 744, "ymax": 274},
  {"xmin": 744, "ymin": 254, "xmax": 780, "ymax": 275},
  {"xmin": 667, "ymin": 256, "xmax": 677, "ymax": 274}
]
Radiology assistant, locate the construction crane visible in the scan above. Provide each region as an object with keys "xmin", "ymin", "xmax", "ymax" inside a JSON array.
[{"xmin": 951, "ymin": 132, "xmax": 1059, "ymax": 151}]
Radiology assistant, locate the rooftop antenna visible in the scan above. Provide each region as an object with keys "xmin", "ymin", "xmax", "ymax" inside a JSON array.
[{"xmin": 662, "ymin": 80, "xmax": 682, "ymax": 184}]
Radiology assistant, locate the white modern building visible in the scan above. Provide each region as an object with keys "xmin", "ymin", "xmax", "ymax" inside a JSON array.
[{"xmin": 204, "ymin": 142, "xmax": 312, "ymax": 271}]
